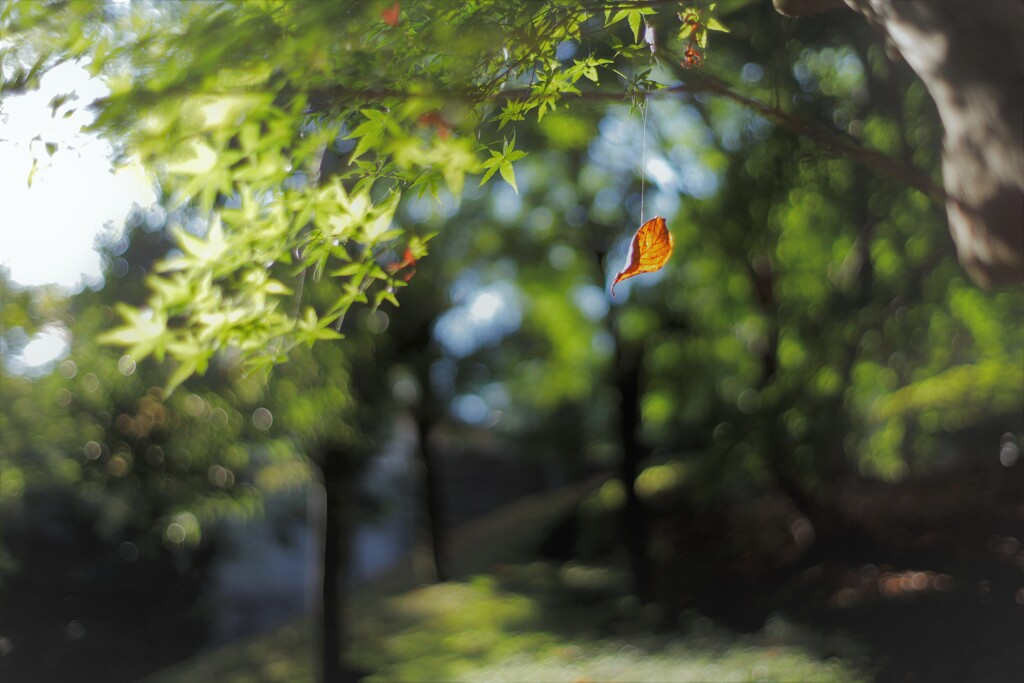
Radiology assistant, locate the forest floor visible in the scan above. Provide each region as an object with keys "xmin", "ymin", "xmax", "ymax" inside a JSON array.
[
  {"xmin": 664, "ymin": 457, "xmax": 1024, "ymax": 682},
  {"xmin": 144, "ymin": 459, "xmax": 1023, "ymax": 683}
]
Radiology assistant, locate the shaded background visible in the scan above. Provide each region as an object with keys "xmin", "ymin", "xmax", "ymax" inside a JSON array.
[{"xmin": 2, "ymin": 1, "xmax": 1022, "ymax": 682}]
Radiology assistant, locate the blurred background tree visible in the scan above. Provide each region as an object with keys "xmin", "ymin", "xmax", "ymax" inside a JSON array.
[
  {"xmin": 2, "ymin": 1, "xmax": 1022, "ymax": 682},
  {"xmin": 1, "ymin": 227, "xmax": 255, "ymax": 680}
]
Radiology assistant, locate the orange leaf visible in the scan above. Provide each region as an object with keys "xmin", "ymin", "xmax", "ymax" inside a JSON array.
[
  {"xmin": 386, "ymin": 247, "xmax": 417, "ymax": 281},
  {"xmin": 610, "ymin": 216, "xmax": 673, "ymax": 296},
  {"xmin": 417, "ymin": 111, "xmax": 451, "ymax": 139},
  {"xmin": 386, "ymin": 247, "xmax": 416, "ymax": 272},
  {"xmin": 381, "ymin": 1, "xmax": 400, "ymax": 27}
]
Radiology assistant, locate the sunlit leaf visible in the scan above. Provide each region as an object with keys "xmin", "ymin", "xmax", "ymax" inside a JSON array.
[
  {"xmin": 480, "ymin": 135, "xmax": 526, "ymax": 194},
  {"xmin": 499, "ymin": 160, "xmax": 518, "ymax": 194},
  {"xmin": 165, "ymin": 356, "xmax": 199, "ymax": 396},
  {"xmin": 610, "ymin": 216, "xmax": 674, "ymax": 296},
  {"xmin": 97, "ymin": 304, "xmax": 169, "ymax": 361},
  {"xmin": 705, "ymin": 17, "xmax": 729, "ymax": 33},
  {"xmin": 165, "ymin": 138, "xmax": 218, "ymax": 175},
  {"xmin": 628, "ymin": 11, "xmax": 642, "ymax": 43}
]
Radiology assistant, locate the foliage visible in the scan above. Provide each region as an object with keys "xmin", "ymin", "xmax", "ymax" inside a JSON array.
[
  {"xmin": 1, "ymin": 229, "xmax": 323, "ymax": 679},
  {"xmin": 3, "ymin": 0, "xmax": 1022, "ymax": 679},
  {"xmin": 4, "ymin": 0, "xmax": 703, "ymax": 392},
  {"xmin": 376, "ymin": 1, "xmax": 1024, "ymax": 496}
]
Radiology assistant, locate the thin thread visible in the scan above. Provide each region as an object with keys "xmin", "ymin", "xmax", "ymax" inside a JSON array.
[{"xmin": 639, "ymin": 84, "xmax": 649, "ymax": 224}]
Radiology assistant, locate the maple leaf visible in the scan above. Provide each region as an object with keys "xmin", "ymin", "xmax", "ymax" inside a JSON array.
[
  {"xmin": 417, "ymin": 111, "xmax": 451, "ymax": 139},
  {"xmin": 381, "ymin": 1, "xmax": 400, "ymax": 27},
  {"xmin": 611, "ymin": 216, "xmax": 674, "ymax": 296},
  {"xmin": 385, "ymin": 247, "xmax": 417, "ymax": 281}
]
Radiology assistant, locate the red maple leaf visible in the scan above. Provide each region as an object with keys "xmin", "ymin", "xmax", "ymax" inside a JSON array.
[
  {"xmin": 386, "ymin": 247, "xmax": 417, "ymax": 281},
  {"xmin": 381, "ymin": 2, "xmax": 400, "ymax": 27},
  {"xmin": 417, "ymin": 111, "xmax": 452, "ymax": 139}
]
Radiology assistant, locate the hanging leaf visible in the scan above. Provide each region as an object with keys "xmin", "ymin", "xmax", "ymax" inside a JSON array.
[{"xmin": 610, "ymin": 216, "xmax": 673, "ymax": 296}]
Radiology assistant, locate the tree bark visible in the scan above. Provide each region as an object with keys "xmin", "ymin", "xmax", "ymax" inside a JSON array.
[
  {"xmin": 772, "ymin": 0, "xmax": 846, "ymax": 17},
  {"xmin": 414, "ymin": 393, "xmax": 447, "ymax": 582},
  {"xmin": 859, "ymin": 0, "xmax": 1024, "ymax": 286},
  {"xmin": 772, "ymin": 0, "xmax": 1024, "ymax": 286}
]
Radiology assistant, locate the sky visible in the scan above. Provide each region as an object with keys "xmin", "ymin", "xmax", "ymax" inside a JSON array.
[
  {"xmin": 0, "ymin": 60, "xmax": 156, "ymax": 291},
  {"xmin": 1, "ymin": 61, "xmax": 156, "ymax": 373}
]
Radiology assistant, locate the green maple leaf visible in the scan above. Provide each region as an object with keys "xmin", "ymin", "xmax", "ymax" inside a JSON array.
[{"xmin": 480, "ymin": 135, "xmax": 528, "ymax": 194}]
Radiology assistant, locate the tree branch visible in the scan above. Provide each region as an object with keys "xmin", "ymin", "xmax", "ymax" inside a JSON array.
[
  {"xmin": 660, "ymin": 70, "xmax": 946, "ymax": 203},
  {"xmin": 308, "ymin": 68, "xmax": 946, "ymax": 205}
]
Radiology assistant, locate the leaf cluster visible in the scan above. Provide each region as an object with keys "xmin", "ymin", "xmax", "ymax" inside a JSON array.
[{"xmin": 3, "ymin": 0, "xmax": 718, "ymax": 390}]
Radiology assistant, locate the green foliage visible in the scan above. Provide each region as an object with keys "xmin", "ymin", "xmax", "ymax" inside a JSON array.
[
  {"xmin": 1, "ymin": 0, "xmax": 752, "ymax": 401},
  {"xmin": 4, "ymin": 0, "xmax": 1019, "ymax": 539},
  {"xmin": 606, "ymin": 6, "xmax": 656, "ymax": 44},
  {"xmin": 4, "ymin": 0, "xmax": 656, "ymax": 389},
  {"xmin": 0, "ymin": 275, "xmax": 265, "ymax": 538},
  {"xmin": 4, "ymin": 5, "xmax": 1022, "ymax": 680},
  {"xmin": 479, "ymin": 135, "xmax": 528, "ymax": 195},
  {"xmin": 678, "ymin": 3, "xmax": 730, "ymax": 45},
  {"xmin": 420, "ymin": 2, "xmax": 1022, "ymax": 494}
]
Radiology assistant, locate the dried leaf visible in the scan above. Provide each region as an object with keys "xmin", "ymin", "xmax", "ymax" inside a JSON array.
[
  {"xmin": 682, "ymin": 44, "xmax": 703, "ymax": 68},
  {"xmin": 610, "ymin": 216, "xmax": 673, "ymax": 296}
]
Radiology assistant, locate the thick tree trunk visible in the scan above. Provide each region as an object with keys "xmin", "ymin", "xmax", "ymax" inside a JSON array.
[
  {"xmin": 773, "ymin": 0, "xmax": 1024, "ymax": 286},
  {"xmin": 855, "ymin": 0, "xmax": 1024, "ymax": 286}
]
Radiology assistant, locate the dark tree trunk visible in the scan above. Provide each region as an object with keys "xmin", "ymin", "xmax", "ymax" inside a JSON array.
[
  {"xmin": 388, "ymin": 294, "xmax": 448, "ymax": 584},
  {"xmin": 313, "ymin": 446, "xmax": 361, "ymax": 683},
  {"xmin": 614, "ymin": 340, "xmax": 653, "ymax": 603},
  {"xmin": 414, "ymin": 394, "xmax": 447, "ymax": 582},
  {"xmin": 746, "ymin": 256, "xmax": 820, "ymax": 520}
]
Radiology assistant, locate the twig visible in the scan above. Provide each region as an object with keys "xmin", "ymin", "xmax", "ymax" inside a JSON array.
[
  {"xmin": 302, "ymin": 51, "xmax": 950, "ymax": 206},
  {"xmin": 662, "ymin": 69, "xmax": 946, "ymax": 203}
]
